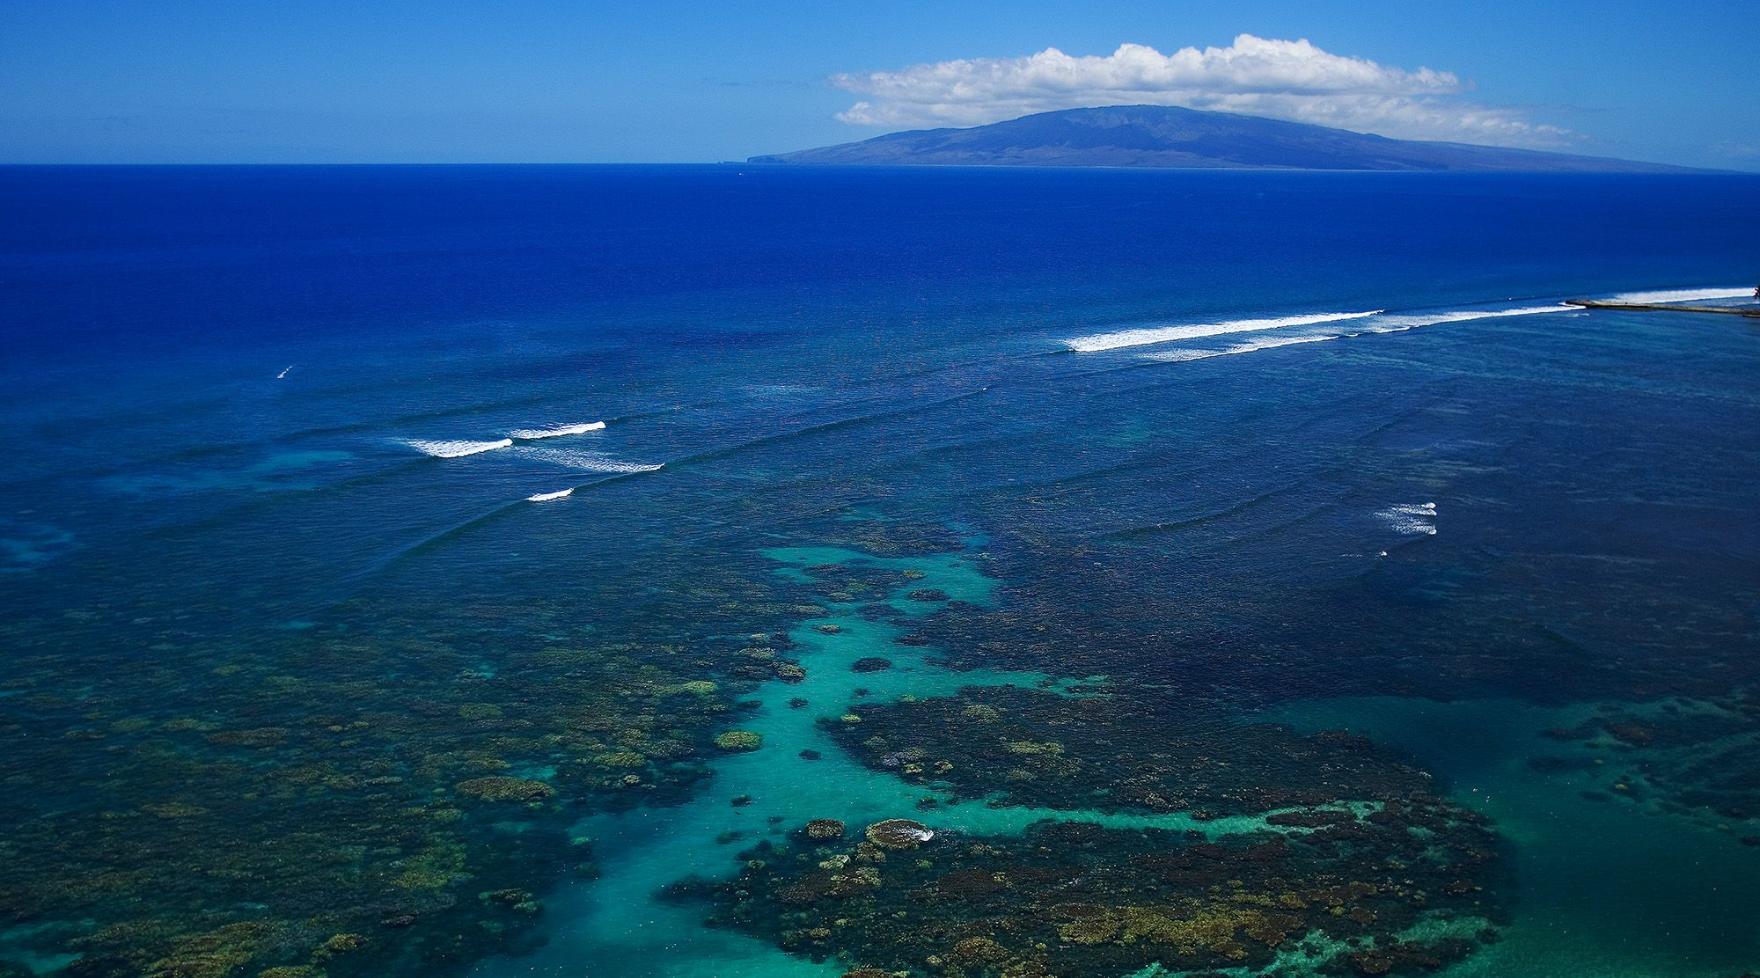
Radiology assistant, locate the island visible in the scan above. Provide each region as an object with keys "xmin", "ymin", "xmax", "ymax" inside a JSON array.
[{"xmin": 750, "ymin": 104, "xmax": 1697, "ymax": 172}]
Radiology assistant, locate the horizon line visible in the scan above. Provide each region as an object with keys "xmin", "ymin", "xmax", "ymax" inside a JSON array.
[{"xmin": 1, "ymin": 160, "xmax": 1754, "ymax": 174}]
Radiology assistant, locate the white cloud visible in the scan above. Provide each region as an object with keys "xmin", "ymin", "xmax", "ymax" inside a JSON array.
[{"xmin": 832, "ymin": 35, "xmax": 1568, "ymax": 146}]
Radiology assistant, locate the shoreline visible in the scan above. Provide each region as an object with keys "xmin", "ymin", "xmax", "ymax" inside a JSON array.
[{"xmin": 1566, "ymin": 298, "xmax": 1760, "ymax": 317}]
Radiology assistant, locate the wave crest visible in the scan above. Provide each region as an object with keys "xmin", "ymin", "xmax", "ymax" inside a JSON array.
[
  {"xmin": 1379, "ymin": 502, "xmax": 1438, "ymax": 536},
  {"xmin": 1142, "ymin": 333, "xmax": 1335, "ymax": 362},
  {"xmin": 1602, "ymin": 287, "xmax": 1750, "ymax": 304},
  {"xmin": 520, "ymin": 447, "xmax": 663, "ymax": 474},
  {"xmin": 1137, "ymin": 304, "xmax": 1574, "ymax": 364},
  {"xmin": 403, "ymin": 438, "xmax": 513, "ymax": 458},
  {"xmin": 509, "ymin": 421, "xmax": 606, "ymax": 440},
  {"xmin": 1067, "ymin": 311, "xmax": 1381, "ymax": 353}
]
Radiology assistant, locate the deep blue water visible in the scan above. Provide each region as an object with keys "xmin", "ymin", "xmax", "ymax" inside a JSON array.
[{"xmin": 3, "ymin": 165, "xmax": 1760, "ymax": 978}]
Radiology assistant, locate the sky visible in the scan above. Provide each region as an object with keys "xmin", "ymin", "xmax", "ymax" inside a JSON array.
[{"xmin": 1, "ymin": 0, "xmax": 1755, "ymax": 168}]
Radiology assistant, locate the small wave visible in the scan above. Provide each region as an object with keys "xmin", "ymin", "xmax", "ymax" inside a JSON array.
[
  {"xmin": 403, "ymin": 438, "xmax": 513, "ymax": 458},
  {"xmin": 509, "ymin": 421, "xmax": 606, "ymax": 440},
  {"xmin": 1361, "ymin": 305, "xmax": 1573, "ymax": 333},
  {"xmin": 1066, "ymin": 311, "xmax": 1381, "ymax": 353},
  {"xmin": 1379, "ymin": 502, "xmax": 1438, "ymax": 536},
  {"xmin": 520, "ymin": 447, "xmax": 663, "ymax": 474},
  {"xmin": 1142, "ymin": 333, "xmax": 1336, "ymax": 362},
  {"xmin": 527, "ymin": 488, "xmax": 574, "ymax": 502},
  {"xmin": 1603, "ymin": 286, "xmax": 1750, "ymax": 305}
]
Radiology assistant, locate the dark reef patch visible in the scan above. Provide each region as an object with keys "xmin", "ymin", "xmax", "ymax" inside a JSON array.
[
  {"xmin": 826, "ymin": 686, "xmax": 1436, "ymax": 816},
  {"xmin": 0, "ymin": 550, "xmax": 812, "ymax": 978},
  {"xmin": 690, "ymin": 807, "xmax": 1503, "ymax": 977},
  {"xmin": 1535, "ymin": 692, "xmax": 1760, "ymax": 842}
]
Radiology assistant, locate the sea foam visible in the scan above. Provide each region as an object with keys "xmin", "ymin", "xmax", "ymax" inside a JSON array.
[
  {"xmin": 1360, "ymin": 304, "xmax": 1574, "ymax": 333},
  {"xmin": 403, "ymin": 438, "xmax": 513, "ymax": 458},
  {"xmin": 1603, "ymin": 287, "xmax": 1751, "ymax": 304},
  {"xmin": 527, "ymin": 488, "xmax": 574, "ymax": 502},
  {"xmin": 509, "ymin": 421, "xmax": 606, "ymax": 440},
  {"xmin": 1066, "ymin": 311, "xmax": 1381, "ymax": 353},
  {"xmin": 1142, "ymin": 333, "xmax": 1336, "ymax": 362},
  {"xmin": 1379, "ymin": 502, "xmax": 1438, "ymax": 536},
  {"xmin": 520, "ymin": 446, "xmax": 663, "ymax": 474},
  {"xmin": 1138, "ymin": 304, "xmax": 1574, "ymax": 364}
]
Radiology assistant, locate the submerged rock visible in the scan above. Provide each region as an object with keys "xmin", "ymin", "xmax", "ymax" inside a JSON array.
[
  {"xmin": 804, "ymin": 818, "xmax": 846, "ymax": 840},
  {"xmin": 864, "ymin": 819, "xmax": 934, "ymax": 849},
  {"xmin": 714, "ymin": 730, "xmax": 764, "ymax": 752},
  {"xmin": 455, "ymin": 777, "xmax": 555, "ymax": 803}
]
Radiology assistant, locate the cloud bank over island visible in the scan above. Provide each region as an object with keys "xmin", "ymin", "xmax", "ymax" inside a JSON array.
[{"xmin": 832, "ymin": 35, "xmax": 1567, "ymax": 146}]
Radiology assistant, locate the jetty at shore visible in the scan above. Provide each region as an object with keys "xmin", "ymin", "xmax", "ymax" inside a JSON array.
[{"xmin": 1566, "ymin": 298, "xmax": 1760, "ymax": 318}]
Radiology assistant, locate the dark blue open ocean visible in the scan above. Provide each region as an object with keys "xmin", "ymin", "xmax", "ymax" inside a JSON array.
[{"xmin": 3, "ymin": 165, "xmax": 1759, "ymax": 978}]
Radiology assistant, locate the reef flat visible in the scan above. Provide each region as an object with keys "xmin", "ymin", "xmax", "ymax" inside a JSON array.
[{"xmin": 0, "ymin": 552, "xmax": 809, "ymax": 976}]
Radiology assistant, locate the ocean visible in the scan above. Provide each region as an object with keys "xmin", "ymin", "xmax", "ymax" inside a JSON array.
[{"xmin": 2, "ymin": 164, "xmax": 1759, "ymax": 978}]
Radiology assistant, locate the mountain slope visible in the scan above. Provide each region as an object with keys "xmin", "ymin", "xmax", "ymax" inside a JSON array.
[{"xmin": 749, "ymin": 105, "xmax": 1691, "ymax": 172}]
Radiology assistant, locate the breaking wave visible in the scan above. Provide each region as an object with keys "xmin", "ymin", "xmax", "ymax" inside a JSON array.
[
  {"xmin": 1066, "ymin": 311, "xmax": 1381, "ymax": 353},
  {"xmin": 527, "ymin": 488, "xmax": 574, "ymax": 502},
  {"xmin": 403, "ymin": 438, "xmax": 513, "ymax": 458},
  {"xmin": 519, "ymin": 446, "xmax": 663, "ymax": 474},
  {"xmin": 1360, "ymin": 305, "xmax": 1574, "ymax": 333},
  {"xmin": 1142, "ymin": 333, "xmax": 1335, "ymax": 362},
  {"xmin": 1380, "ymin": 502, "xmax": 1438, "ymax": 536},
  {"xmin": 1602, "ymin": 287, "xmax": 1751, "ymax": 304},
  {"xmin": 1137, "ymin": 304, "xmax": 1575, "ymax": 364},
  {"xmin": 509, "ymin": 421, "xmax": 606, "ymax": 440}
]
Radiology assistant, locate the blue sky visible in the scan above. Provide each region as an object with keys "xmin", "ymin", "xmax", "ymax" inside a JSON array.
[{"xmin": 2, "ymin": 0, "xmax": 1754, "ymax": 167}]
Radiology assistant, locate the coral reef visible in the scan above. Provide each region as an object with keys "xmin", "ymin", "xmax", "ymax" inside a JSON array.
[
  {"xmin": 826, "ymin": 686, "xmax": 1435, "ymax": 816},
  {"xmin": 714, "ymin": 731, "xmax": 764, "ymax": 752},
  {"xmin": 0, "ymin": 546, "xmax": 810, "ymax": 978},
  {"xmin": 804, "ymin": 819, "xmax": 847, "ymax": 840},
  {"xmin": 456, "ymin": 778, "xmax": 556, "ymax": 803},
  {"xmin": 863, "ymin": 819, "xmax": 934, "ymax": 849},
  {"xmin": 696, "ymin": 811, "xmax": 1502, "ymax": 977},
  {"xmin": 1536, "ymin": 692, "xmax": 1760, "ymax": 842}
]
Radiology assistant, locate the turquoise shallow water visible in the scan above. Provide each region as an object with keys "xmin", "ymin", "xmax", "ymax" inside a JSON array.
[
  {"xmin": 1269, "ymin": 697, "xmax": 1760, "ymax": 978},
  {"xmin": 2, "ymin": 166, "xmax": 1760, "ymax": 977},
  {"xmin": 487, "ymin": 547, "xmax": 1385, "ymax": 978}
]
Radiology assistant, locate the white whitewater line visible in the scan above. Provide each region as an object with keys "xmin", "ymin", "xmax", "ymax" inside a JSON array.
[
  {"xmin": 518, "ymin": 446, "xmax": 663, "ymax": 474},
  {"xmin": 1066, "ymin": 310, "xmax": 1381, "ymax": 353},
  {"xmin": 1361, "ymin": 304, "xmax": 1574, "ymax": 333},
  {"xmin": 276, "ymin": 364, "xmax": 294, "ymax": 380},
  {"xmin": 509, "ymin": 421, "xmax": 606, "ymax": 440},
  {"xmin": 1603, "ymin": 286, "xmax": 1750, "ymax": 305},
  {"xmin": 1379, "ymin": 501, "xmax": 1438, "ymax": 536},
  {"xmin": 402, "ymin": 438, "xmax": 513, "ymax": 458},
  {"xmin": 1142, "ymin": 333, "xmax": 1337, "ymax": 362},
  {"xmin": 571, "ymin": 460, "xmax": 664, "ymax": 474},
  {"xmin": 527, "ymin": 488, "xmax": 574, "ymax": 502},
  {"xmin": 1138, "ymin": 305, "xmax": 1575, "ymax": 364}
]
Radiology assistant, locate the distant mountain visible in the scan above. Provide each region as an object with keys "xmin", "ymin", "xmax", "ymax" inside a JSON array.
[{"xmin": 749, "ymin": 105, "xmax": 1692, "ymax": 173}]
